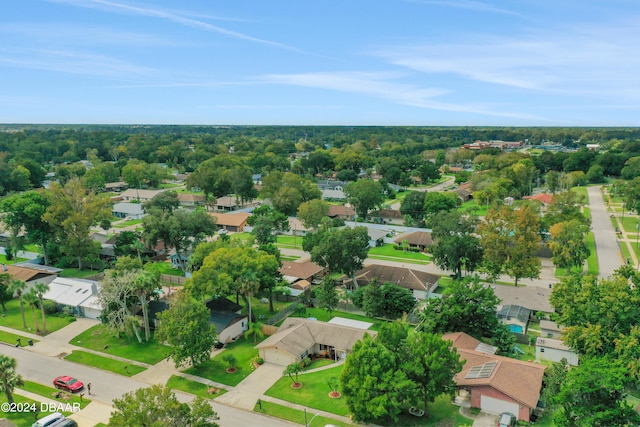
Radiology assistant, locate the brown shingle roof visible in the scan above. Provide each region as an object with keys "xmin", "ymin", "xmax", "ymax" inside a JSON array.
[
  {"xmin": 393, "ymin": 230, "xmax": 433, "ymax": 247},
  {"xmin": 327, "ymin": 205, "xmax": 356, "ymax": 217},
  {"xmin": 177, "ymin": 193, "xmax": 205, "ymax": 204},
  {"xmin": 209, "ymin": 212, "xmax": 250, "ymax": 227},
  {"xmin": 523, "ymin": 193, "xmax": 553, "ymax": 204},
  {"xmin": 279, "ymin": 260, "xmax": 324, "ymax": 280},
  {"xmin": 2, "ymin": 264, "xmax": 56, "ymax": 282},
  {"xmin": 491, "ymin": 284, "xmax": 553, "ymax": 313},
  {"xmin": 256, "ymin": 318, "xmax": 377, "ymax": 356},
  {"xmin": 351, "ymin": 264, "xmax": 440, "ymax": 292},
  {"xmin": 446, "ymin": 332, "xmax": 546, "ymax": 409}
]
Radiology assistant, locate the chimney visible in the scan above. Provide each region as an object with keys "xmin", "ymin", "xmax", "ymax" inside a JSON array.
[{"xmin": 1, "ymin": 264, "xmax": 6, "ymax": 272}]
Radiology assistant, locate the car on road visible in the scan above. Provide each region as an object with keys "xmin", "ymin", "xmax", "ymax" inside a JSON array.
[
  {"xmin": 497, "ymin": 412, "xmax": 517, "ymax": 427},
  {"xmin": 52, "ymin": 376, "xmax": 84, "ymax": 393}
]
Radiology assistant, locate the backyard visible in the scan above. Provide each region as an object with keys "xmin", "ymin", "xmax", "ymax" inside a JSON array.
[{"xmin": 289, "ymin": 307, "xmax": 383, "ymax": 331}]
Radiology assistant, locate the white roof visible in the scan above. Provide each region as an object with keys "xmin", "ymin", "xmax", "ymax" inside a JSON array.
[
  {"xmin": 43, "ymin": 277, "xmax": 101, "ymax": 308},
  {"xmin": 112, "ymin": 202, "xmax": 144, "ymax": 215},
  {"xmin": 328, "ymin": 316, "xmax": 373, "ymax": 330}
]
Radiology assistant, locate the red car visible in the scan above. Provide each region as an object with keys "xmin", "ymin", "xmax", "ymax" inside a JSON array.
[{"xmin": 53, "ymin": 376, "xmax": 84, "ymax": 393}]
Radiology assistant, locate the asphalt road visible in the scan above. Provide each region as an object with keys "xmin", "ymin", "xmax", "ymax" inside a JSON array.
[
  {"xmin": 0, "ymin": 344, "xmax": 296, "ymax": 427},
  {"xmin": 587, "ymin": 185, "xmax": 623, "ymax": 277}
]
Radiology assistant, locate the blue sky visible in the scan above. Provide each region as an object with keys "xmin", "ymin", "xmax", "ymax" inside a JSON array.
[{"xmin": 1, "ymin": 1, "xmax": 639, "ymax": 126}]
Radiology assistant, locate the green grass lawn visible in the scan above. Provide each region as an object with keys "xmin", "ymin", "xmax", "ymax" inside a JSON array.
[
  {"xmin": 230, "ymin": 232, "xmax": 253, "ymax": 243},
  {"xmin": 113, "ymin": 218, "xmax": 143, "ymax": 228},
  {"xmin": 23, "ymin": 243, "xmax": 42, "ymax": 253},
  {"xmin": 58, "ymin": 268, "xmax": 103, "ymax": 278},
  {"xmin": 0, "ymin": 394, "xmax": 47, "ymax": 427},
  {"xmin": 0, "ymin": 298, "xmax": 74, "ymax": 335},
  {"xmin": 290, "ymin": 307, "xmax": 383, "ymax": 331},
  {"xmin": 265, "ymin": 365, "xmax": 350, "ymax": 416},
  {"xmin": 276, "ymin": 235, "xmax": 304, "ymax": 249},
  {"xmin": 392, "ymin": 394, "xmax": 474, "ymax": 426},
  {"xmin": 184, "ymin": 338, "xmax": 258, "ymax": 386},
  {"xmin": 22, "ymin": 380, "xmax": 91, "ymax": 409},
  {"xmin": 619, "ymin": 215, "xmax": 640, "ymax": 233},
  {"xmin": 586, "ymin": 232, "xmax": 598, "ymax": 275},
  {"xmin": 460, "ymin": 199, "xmax": 487, "ymax": 217},
  {"xmin": 244, "ymin": 297, "xmax": 294, "ymax": 322},
  {"xmin": 254, "ymin": 400, "xmax": 356, "ymax": 427},
  {"xmin": 368, "ymin": 244, "xmax": 431, "ymax": 264},
  {"xmin": 65, "ymin": 350, "xmax": 146, "ymax": 376},
  {"xmin": 145, "ymin": 261, "xmax": 184, "ymax": 277},
  {"xmin": 71, "ymin": 324, "xmax": 171, "ymax": 365},
  {"xmin": 0, "ymin": 255, "xmax": 28, "ymax": 264},
  {"xmin": 166, "ymin": 375, "xmax": 227, "ymax": 399},
  {"xmin": 0, "ymin": 329, "xmax": 38, "ymax": 346}
]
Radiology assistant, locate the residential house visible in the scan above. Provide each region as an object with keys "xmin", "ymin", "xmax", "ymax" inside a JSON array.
[
  {"xmin": 346, "ymin": 264, "xmax": 440, "ymax": 299},
  {"xmin": 209, "ymin": 212, "xmax": 250, "ymax": 232},
  {"xmin": 522, "ymin": 193, "xmax": 554, "ymax": 206},
  {"xmin": 286, "ymin": 217, "xmax": 310, "ymax": 236},
  {"xmin": 535, "ymin": 337, "xmax": 579, "ymax": 366},
  {"xmin": 214, "ymin": 196, "xmax": 242, "ymax": 212},
  {"xmin": 104, "ymin": 181, "xmax": 128, "ymax": 192},
  {"xmin": 491, "ymin": 284, "xmax": 553, "ymax": 314},
  {"xmin": 112, "ymin": 202, "xmax": 144, "ymax": 219},
  {"xmin": 279, "ymin": 259, "xmax": 325, "ymax": 284},
  {"xmin": 321, "ymin": 188, "xmax": 346, "ymax": 201},
  {"xmin": 176, "ymin": 193, "xmax": 205, "ymax": 207},
  {"xmin": 370, "ymin": 209, "xmax": 403, "ymax": 225},
  {"xmin": 393, "ymin": 230, "xmax": 433, "ymax": 252},
  {"xmin": 206, "ymin": 297, "xmax": 247, "ymax": 343},
  {"xmin": 444, "ymin": 332, "xmax": 546, "ymax": 422},
  {"xmin": 117, "ymin": 188, "xmax": 168, "ymax": 203},
  {"xmin": 2, "ymin": 263, "xmax": 60, "ymax": 291},
  {"xmin": 256, "ymin": 317, "xmax": 377, "ymax": 366},
  {"xmin": 326, "ymin": 205, "xmax": 356, "ymax": 221},
  {"xmin": 42, "ymin": 277, "xmax": 102, "ymax": 320}
]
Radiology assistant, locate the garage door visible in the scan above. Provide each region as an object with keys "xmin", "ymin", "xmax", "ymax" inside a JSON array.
[{"xmin": 480, "ymin": 395, "xmax": 519, "ymax": 416}]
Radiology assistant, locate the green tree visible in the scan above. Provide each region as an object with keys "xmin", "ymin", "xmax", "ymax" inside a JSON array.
[
  {"xmin": 33, "ymin": 282, "xmax": 49, "ymax": 334},
  {"xmin": 244, "ymin": 321, "xmax": 265, "ymax": 344},
  {"xmin": 0, "ymin": 190, "xmax": 54, "ymax": 265},
  {"xmin": 297, "ymin": 199, "xmax": 330, "ymax": 230},
  {"xmin": 310, "ymin": 226, "xmax": 370, "ymax": 289},
  {"xmin": 403, "ymin": 331, "xmax": 463, "ymax": 416},
  {"xmin": 316, "ymin": 277, "xmax": 339, "ymax": 317},
  {"xmin": 9, "ymin": 280, "xmax": 28, "ymax": 329},
  {"xmin": 429, "ymin": 210, "xmax": 483, "ymax": 279},
  {"xmin": 43, "ymin": 178, "xmax": 112, "ymax": 269},
  {"xmin": 399, "ymin": 191, "xmax": 426, "ymax": 225},
  {"xmin": 546, "ymin": 170, "xmax": 561, "ymax": 193},
  {"xmin": 478, "ymin": 204, "xmax": 541, "ymax": 286},
  {"xmin": 0, "ymin": 355, "xmax": 24, "ymax": 404},
  {"xmin": 0, "ymin": 274, "xmax": 12, "ymax": 312},
  {"xmin": 23, "ymin": 290, "xmax": 40, "ymax": 333},
  {"xmin": 156, "ymin": 291, "xmax": 218, "ymax": 368},
  {"xmin": 380, "ymin": 283, "xmax": 416, "ymax": 319},
  {"xmin": 548, "ymin": 219, "xmax": 590, "ymax": 272},
  {"xmin": 98, "ymin": 269, "xmax": 143, "ymax": 342},
  {"xmin": 360, "ymin": 280, "xmax": 385, "ymax": 318},
  {"xmin": 340, "ymin": 334, "xmax": 414, "ymax": 423},
  {"xmin": 554, "ymin": 357, "xmax": 640, "ymax": 427},
  {"xmin": 414, "ymin": 161, "xmax": 441, "ymax": 183},
  {"xmin": 543, "ymin": 190, "xmax": 589, "ymax": 229},
  {"xmin": 284, "ymin": 363, "xmax": 304, "ymax": 387},
  {"xmin": 344, "ymin": 180, "xmax": 385, "ymax": 220},
  {"xmin": 250, "ymin": 216, "xmax": 277, "ymax": 245},
  {"xmin": 422, "ymin": 276, "xmax": 504, "ymax": 344},
  {"xmin": 422, "ymin": 192, "xmax": 458, "ymax": 224},
  {"xmin": 541, "ymin": 358, "xmax": 569, "ymax": 410},
  {"xmin": 108, "ymin": 384, "xmax": 219, "ymax": 427},
  {"xmin": 133, "ymin": 269, "xmax": 161, "ymax": 342},
  {"xmin": 222, "ymin": 353, "xmax": 237, "ymax": 370},
  {"xmin": 260, "ymin": 172, "xmax": 321, "ymax": 216}
]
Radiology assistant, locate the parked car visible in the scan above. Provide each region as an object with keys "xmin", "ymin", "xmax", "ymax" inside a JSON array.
[
  {"xmin": 52, "ymin": 376, "xmax": 84, "ymax": 393},
  {"xmin": 498, "ymin": 412, "xmax": 517, "ymax": 427},
  {"xmin": 32, "ymin": 412, "xmax": 64, "ymax": 427}
]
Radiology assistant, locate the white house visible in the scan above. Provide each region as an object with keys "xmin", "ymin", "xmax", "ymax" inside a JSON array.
[
  {"xmin": 535, "ymin": 337, "xmax": 579, "ymax": 366},
  {"xmin": 112, "ymin": 202, "xmax": 145, "ymax": 220},
  {"xmin": 42, "ymin": 277, "xmax": 102, "ymax": 320},
  {"xmin": 206, "ymin": 298, "xmax": 247, "ymax": 344}
]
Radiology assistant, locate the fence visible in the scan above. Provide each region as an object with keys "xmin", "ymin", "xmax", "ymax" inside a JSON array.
[
  {"xmin": 160, "ymin": 274, "xmax": 186, "ymax": 285},
  {"xmin": 264, "ymin": 302, "xmax": 302, "ymax": 326}
]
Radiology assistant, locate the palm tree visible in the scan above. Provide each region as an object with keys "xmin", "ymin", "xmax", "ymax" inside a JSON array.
[
  {"xmin": 33, "ymin": 282, "xmax": 49, "ymax": 334},
  {"xmin": 0, "ymin": 355, "xmax": 24, "ymax": 404},
  {"xmin": 244, "ymin": 321, "xmax": 265, "ymax": 344},
  {"xmin": 284, "ymin": 363, "xmax": 303, "ymax": 387},
  {"xmin": 9, "ymin": 280, "xmax": 28, "ymax": 329},
  {"xmin": 133, "ymin": 270, "xmax": 160, "ymax": 341},
  {"xmin": 238, "ymin": 271, "xmax": 260, "ymax": 328},
  {"xmin": 23, "ymin": 290, "xmax": 40, "ymax": 333}
]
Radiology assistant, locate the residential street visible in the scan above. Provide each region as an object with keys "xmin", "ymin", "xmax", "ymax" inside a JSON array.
[{"xmin": 588, "ymin": 185, "xmax": 624, "ymax": 277}]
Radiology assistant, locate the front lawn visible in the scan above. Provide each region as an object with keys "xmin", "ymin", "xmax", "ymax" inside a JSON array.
[
  {"xmin": 65, "ymin": 350, "xmax": 146, "ymax": 376},
  {"xmin": 0, "ymin": 394, "xmax": 46, "ymax": 427},
  {"xmin": 276, "ymin": 235, "xmax": 304, "ymax": 249},
  {"xmin": 71, "ymin": 324, "xmax": 171, "ymax": 365},
  {"xmin": 58, "ymin": 268, "xmax": 102, "ymax": 279},
  {"xmin": 184, "ymin": 338, "xmax": 258, "ymax": 386},
  {"xmin": 0, "ymin": 329, "xmax": 38, "ymax": 346},
  {"xmin": 0, "ymin": 254, "xmax": 28, "ymax": 264},
  {"xmin": 254, "ymin": 400, "xmax": 356, "ymax": 427},
  {"xmin": 0, "ymin": 298, "xmax": 74, "ymax": 335},
  {"xmin": 113, "ymin": 219, "xmax": 143, "ymax": 228},
  {"xmin": 166, "ymin": 375, "xmax": 227, "ymax": 399},
  {"xmin": 22, "ymin": 380, "xmax": 91, "ymax": 409},
  {"xmin": 265, "ymin": 365, "xmax": 350, "ymax": 416},
  {"xmin": 368, "ymin": 245, "xmax": 431, "ymax": 264}
]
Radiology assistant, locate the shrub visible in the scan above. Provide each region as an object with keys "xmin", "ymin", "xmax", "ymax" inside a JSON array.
[
  {"xmin": 256, "ymin": 357, "xmax": 264, "ymax": 365},
  {"xmin": 66, "ymin": 316, "xmax": 77, "ymax": 323},
  {"xmin": 43, "ymin": 300, "xmax": 59, "ymax": 314}
]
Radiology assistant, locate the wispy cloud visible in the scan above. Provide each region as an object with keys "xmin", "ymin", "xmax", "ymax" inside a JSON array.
[
  {"xmin": 404, "ymin": 0, "xmax": 525, "ymax": 18},
  {"xmin": 261, "ymin": 71, "xmax": 543, "ymax": 120},
  {"xmin": 0, "ymin": 47, "xmax": 151, "ymax": 78},
  {"xmin": 50, "ymin": 0, "xmax": 302, "ymax": 52},
  {"xmin": 375, "ymin": 19, "xmax": 640, "ymax": 100}
]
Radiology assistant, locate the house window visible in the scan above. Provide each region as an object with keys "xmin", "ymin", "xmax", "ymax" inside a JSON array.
[
  {"xmin": 540, "ymin": 348, "xmax": 545, "ymax": 353},
  {"xmin": 300, "ymin": 350, "xmax": 308, "ymax": 360}
]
